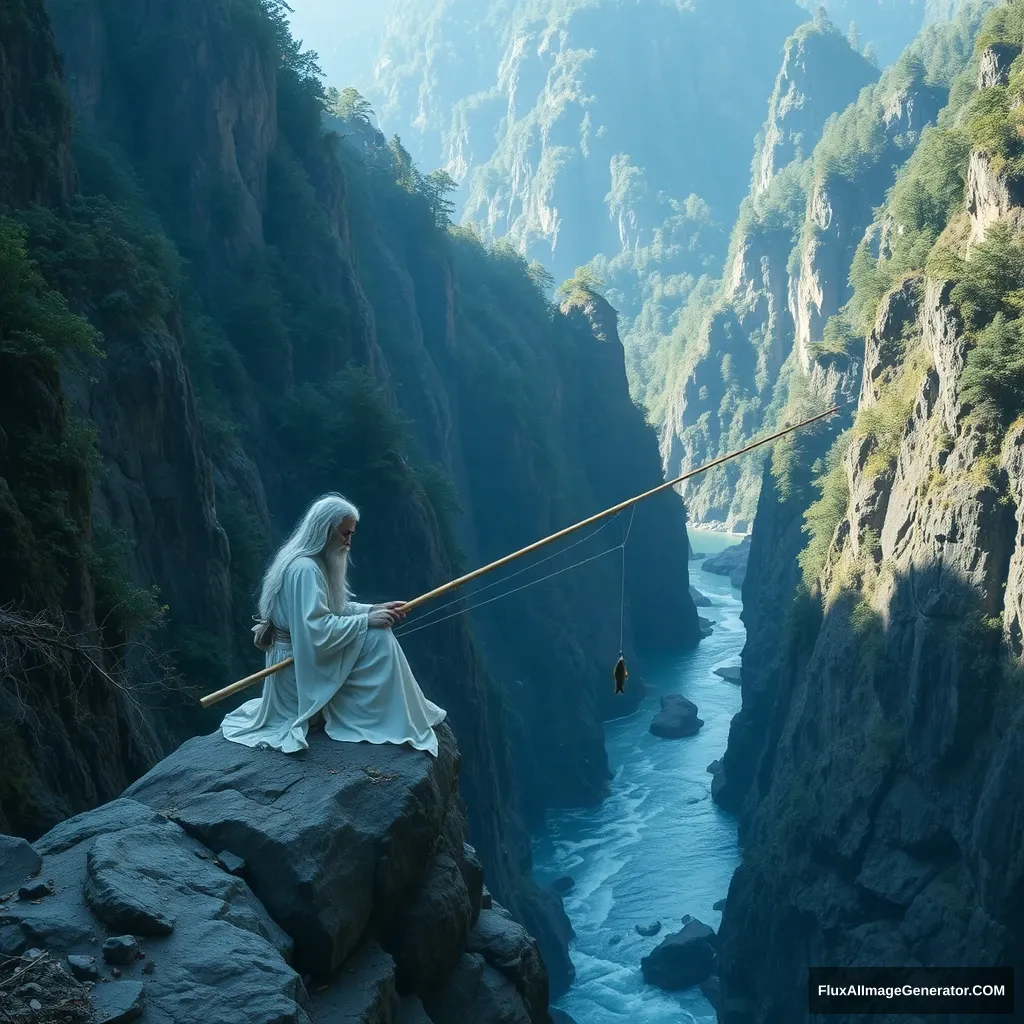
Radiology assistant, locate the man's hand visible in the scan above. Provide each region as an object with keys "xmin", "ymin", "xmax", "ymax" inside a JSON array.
[{"xmin": 368, "ymin": 601, "xmax": 407, "ymax": 629}]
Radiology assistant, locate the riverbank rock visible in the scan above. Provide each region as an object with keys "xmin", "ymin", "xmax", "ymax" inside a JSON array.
[
  {"xmin": 689, "ymin": 585, "xmax": 712, "ymax": 607},
  {"xmin": 650, "ymin": 695, "xmax": 704, "ymax": 738},
  {"xmin": 714, "ymin": 666, "xmax": 742, "ymax": 684},
  {"xmin": 0, "ymin": 724, "xmax": 549, "ymax": 1024},
  {"xmin": 0, "ymin": 836, "xmax": 41, "ymax": 896},
  {"xmin": 699, "ymin": 616, "xmax": 714, "ymax": 637},
  {"xmin": 701, "ymin": 537, "xmax": 750, "ymax": 584},
  {"xmin": 640, "ymin": 919, "xmax": 718, "ymax": 991}
]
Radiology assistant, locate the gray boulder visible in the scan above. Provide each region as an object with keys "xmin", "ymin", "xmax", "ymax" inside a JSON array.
[
  {"xmin": 90, "ymin": 979, "xmax": 145, "ymax": 1023},
  {"xmin": 467, "ymin": 907, "xmax": 549, "ymax": 1021},
  {"xmin": 650, "ymin": 695, "xmax": 704, "ymax": 739},
  {"xmin": 701, "ymin": 537, "xmax": 750, "ymax": 580},
  {"xmin": 641, "ymin": 919, "xmax": 718, "ymax": 991},
  {"xmin": 123, "ymin": 725, "xmax": 460, "ymax": 977},
  {"xmin": 0, "ymin": 836, "xmax": 41, "ymax": 896},
  {"xmin": 689, "ymin": 585, "xmax": 712, "ymax": 607},
  {"xmin": 2, "ymin": 803, "xmax": 307, "ymax": 1024},
  {"xmin": 461, "ymin": 843, "xmax": 485, "ymax": 926},
  {"xmin": 383, "ymin": 851, "xmax": 473, "ymax": 993}
]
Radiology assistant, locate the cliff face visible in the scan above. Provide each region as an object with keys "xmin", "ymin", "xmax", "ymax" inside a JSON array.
[
  {"xmin": 660, "ymin": 9, "xmax": 983, "ymax": 530},
  {"xmin": 658, "ymin": 18, "xmax": 881, "ymax": 529},
  {"xmin": 0, "ymin": 0, "xmax": 74, "ymax": 207},
  {"xmin": 715, "ymin": 16, "xmax": 1024, "ymax": 1020},
  {"xmin": 2, "ymin": 0, "xmax": 698, "ymax": 1001},
  {"xmin": 374, "ymin": 0, "xmax": 803, "ymax": 281},
  {"xmin": 0, "ymin": 0, "xmax": 159, "ymax": 839},
  {"xmin": 755, "ymin": 21, "xmax": 879, "ymax": 193}
]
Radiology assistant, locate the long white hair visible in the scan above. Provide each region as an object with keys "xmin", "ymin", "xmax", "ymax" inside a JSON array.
[{"xmin": 258, "ymin": 493, "xmax": 360, "ymax": 619}]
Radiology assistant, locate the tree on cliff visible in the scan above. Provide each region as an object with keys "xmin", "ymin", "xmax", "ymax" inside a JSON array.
[
  {"xmin": 556, "ymin": 265, "xmax": 606, "ymax": 304},
  {"xmin": 421, "ymin": 169, "xmax": 458, "ymax": 228}
]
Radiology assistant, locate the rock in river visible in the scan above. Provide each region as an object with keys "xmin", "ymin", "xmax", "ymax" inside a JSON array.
[
  {"xmin": 641, "ymin": 919, "xmax": 718, "ymax": 991},
  {"xmin": 650, "ymin": 695, "xmax": 704, "ymax": 738}
]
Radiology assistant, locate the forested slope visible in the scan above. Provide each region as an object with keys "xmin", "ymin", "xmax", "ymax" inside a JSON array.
[{"xmin": 653, "ymin": 1, "xmax": 994, "ymax": 529}]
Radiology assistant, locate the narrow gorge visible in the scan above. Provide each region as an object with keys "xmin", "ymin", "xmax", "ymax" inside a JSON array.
[{"xmin": 4, "ymin": 0, "xmax": 1024, "ymax": 1022}]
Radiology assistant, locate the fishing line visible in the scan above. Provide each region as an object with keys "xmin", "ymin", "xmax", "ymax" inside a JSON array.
[
  {"xmin": 394, "ymin": 541, "xmax": 625, "ymax": 638},
  {"xmin": 618, "ymin": 503, "xmax": 637, "ymax": 655},
  {"xmin": 394, "ymin": 509, "xmax": 627, "ymax": 628}
]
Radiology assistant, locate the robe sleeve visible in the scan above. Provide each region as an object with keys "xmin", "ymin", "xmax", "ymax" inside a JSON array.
[
  {"xmin": 287, "ymin": 561, "xmax": 369, "ymax": 656},
  {"xmin": 346, "ymin": 601, "xmax": 374, "ymax": 615}
]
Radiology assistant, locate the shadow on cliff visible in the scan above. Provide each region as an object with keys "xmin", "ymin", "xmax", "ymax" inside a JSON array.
[{"xmin": 715, "ymin": 558, "xmax": 1024, "ymax": 1024}]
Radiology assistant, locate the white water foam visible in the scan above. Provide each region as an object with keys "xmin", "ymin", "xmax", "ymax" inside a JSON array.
[{"xmin": 534, "ymin": 535, "xmax": 746, "ymax": 1023}]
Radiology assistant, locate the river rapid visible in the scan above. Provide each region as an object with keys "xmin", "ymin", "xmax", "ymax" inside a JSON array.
[{"xmin": 534, "ymin": 529, "xmax": 746, "ymax": 1024}]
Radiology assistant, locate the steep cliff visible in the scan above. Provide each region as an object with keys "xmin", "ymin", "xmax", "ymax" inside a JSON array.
[
  {"xmin": 373, "ymin": 0, "xmax": 802, "ymax": 278},
  {"xmin": 656, "ymin": 4, "xmax": 989, "ymax": 530},
  {"xmin": 0, "ymin": 0, "xmax": 160, "ymax": 842},
  {"xmin": 716, "ymin": 10, "xmax": 1024, "ymax": 1019},
  {"xmin": 1, "ymin": 0, "xmax": 699, "ymax": 1002}
]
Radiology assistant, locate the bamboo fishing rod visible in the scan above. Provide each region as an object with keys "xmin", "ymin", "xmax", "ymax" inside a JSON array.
[{"xmin": 199, "ymin": 403, "xmax": 840, "ymax": 709}]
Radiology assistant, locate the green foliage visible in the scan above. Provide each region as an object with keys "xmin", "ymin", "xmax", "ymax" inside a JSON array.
[
  {"xmin": 948, "ymin": 220, "xmax": 1024, "ymax": 328},
  {"xmin": 853, "ymin": 350, "xmax": 929, "ymax": 477},
  {"xmin": 964, "ymin": 84, "xmax": 1024, "ymax": 177},
  {"xmin": 0, "ymin": 216, "xmax": 100, "ymax": 363},
  {"xmin": 87, "ymin": 523, "xmax": 164, "ymax": 639},
  {"xmin": 799, "ymin": 433, "xmax": 852, "ymax": 589},
  {"xmin": 0, "ymin": 726, "xmax": 34, "ymax": 826},
  {"xmin": 976, "ymin": 0, "xmax": 1024, "ymax": 52},
  {"xmin": 16, "ymin": 198, "xmax": 180, "ymax": 334},
  {"xmin": 557, "ymin": 265, "xmax": 605, "ymax": 303},
  {"xmin": 326, "ymin": 86, "xmax": 375, "ymax": 126},
  {"xmin": 962, "ymin": 314, "xmax": 1024, "ymax": 433},
  {"xmin": 928, "ymin": 221, "xmax": 1024, "ymax": 438},
  {"xmin": 812, "ymin": 309, "xmax": 860, "ymax": 359},
  {"xmin": 421, "ymin": 169, "xmax": 459, "ymax": 229}
]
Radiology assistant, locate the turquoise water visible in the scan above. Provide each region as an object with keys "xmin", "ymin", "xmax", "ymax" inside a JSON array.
[{"xmin": 534, "ymin": 529, "xmax": 747, "ymax": 1023}]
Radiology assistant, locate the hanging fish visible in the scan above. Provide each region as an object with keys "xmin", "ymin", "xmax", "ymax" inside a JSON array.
[{"xmin": 613, "ymin": 654, "xmax": 628, "ymax": 694}]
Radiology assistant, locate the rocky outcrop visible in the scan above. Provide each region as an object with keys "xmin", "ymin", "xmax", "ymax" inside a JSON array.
[
  {"xmin": 755, "ymin": 21, "xmax": 877, "ymax": 193},
  {"xmin": 701, "ymin": 537, "xmax": 751, "ymax": 582},
  {"xmin": 0, "ymin": 726, "xmax": 551, "ymax": 1024},
  {"xmin": 977, "ymin": 41, "xmax": 1019, "ymax": 89},
  {"xmin": 715, "ymin": 53, "xmax": 1024, "ymax": 1013},
  {"xmin": 664, "ymin": 25, "xmax": 953, "ymax": 531},
  {"xmin": 966, "ymin": 149, "xmax": 1024, "ymax": 244}
]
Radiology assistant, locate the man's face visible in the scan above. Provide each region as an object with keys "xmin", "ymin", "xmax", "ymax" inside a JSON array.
[{"xmin": 335, "ymin": 517, "xmax": 356, "ymax": 550}]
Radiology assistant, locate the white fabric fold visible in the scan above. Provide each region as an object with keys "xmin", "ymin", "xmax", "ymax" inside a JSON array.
[{"xmin": 221, "ymin": 555, "xmax": 446, "ymax": 756}]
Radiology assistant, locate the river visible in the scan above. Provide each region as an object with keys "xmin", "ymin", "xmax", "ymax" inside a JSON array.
[{"xmin": 533, "ymin": 528, "xmax": 746, "ymax": 1024}]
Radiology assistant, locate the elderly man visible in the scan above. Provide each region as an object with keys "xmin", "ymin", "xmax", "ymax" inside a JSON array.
[{"xmin": 220, "ymin": 493, "xmax": 447, "ymax": 756}]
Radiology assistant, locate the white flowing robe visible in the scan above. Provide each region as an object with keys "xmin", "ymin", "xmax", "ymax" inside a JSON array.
[{"xmin": 221, "ymin": 556, "xmax": 447, "ymax": 756}]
